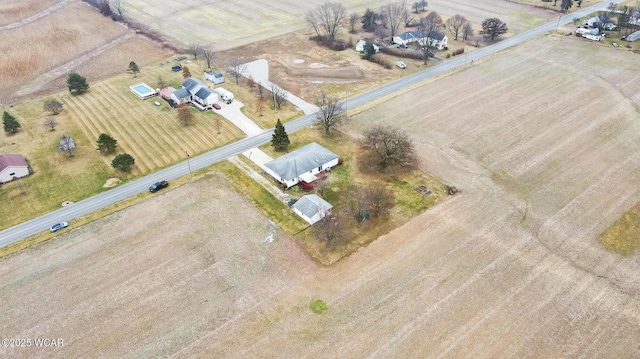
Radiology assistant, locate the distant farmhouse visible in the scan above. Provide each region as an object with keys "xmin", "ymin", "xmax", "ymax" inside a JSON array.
[
  {"xmin": 264, "ymin": 142, "xmax": 339, "ymax": 189},
  {"xmin": 204, "ymin": 71, "xmax": 225, "ymax": 85},
  {"xmin": 292, "ymin": 194, "xmax": 333, "ymax": 225},
  {"xmin": 0, "ymin": 154, "xmax": 30, "ymax": 184},
  {"xmin": 355, "ymin": 39, "xmax": 380, "ymax": 53},
  {"xmin": 170, "ymin": 77, "xmax": 219, "ymax": 110},
  {"xmin": 393, "ymin": 30, "xmax": 448, "ymax": 50}
]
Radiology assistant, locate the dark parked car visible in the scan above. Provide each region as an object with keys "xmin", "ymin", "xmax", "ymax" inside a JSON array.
[
  {"xmin": 50, "ymin": 222, "xmax": 68, "ymax": 233},
  {"xmin": 171, "ymin": 65, "xmax": 182, "ymax": 72},
  {"xmin": 149, "ymin": 180, "xmax": 169, "ymax": 193},
  {"xmin": 212, "ymin": 103, "xmax": 221, "ymax": 110}
]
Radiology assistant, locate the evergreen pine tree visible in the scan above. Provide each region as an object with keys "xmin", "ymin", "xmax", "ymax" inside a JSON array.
[
  {"xmin": 3, "ymin": 111, "xmax": 21, "ymax": 133},
  {"xmin": 127, "ymin": 61, "xmax": 140, "ymax": 77},
  {"xmin": 271, "ymin": 119, "xmax": 290, "ymax": 152},
  {"xmin": 67, "ymin": 72, "xmax": 90, "ymax": 94}
]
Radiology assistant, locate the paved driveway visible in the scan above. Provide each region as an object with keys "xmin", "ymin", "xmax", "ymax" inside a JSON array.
[
  {"xmin": 216, "ymin": 100, "xmax": 264, "ymax": 137},
  {"xmin": 243, "ymin": 59, "xmax": 319, "ymax": 115}
]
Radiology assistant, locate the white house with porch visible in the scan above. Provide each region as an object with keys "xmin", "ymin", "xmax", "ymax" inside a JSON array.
[
  {"xmin": 264, "ymin": 142, "xmax": 339, "ymax": 188},
  {"xmin": 170, "ymin": 77, "xmax": 218, "ymax": 110},
  {"xmin": 292, "ymin": 194, "xmax": 333, "ymax": 225},
  {"xmin": 0, "ymin": 154, "xmax": 29, "ymax": 184},
  {"xmin": 393, "ymin": 30, "xmax": 447, "ymax": 50}
]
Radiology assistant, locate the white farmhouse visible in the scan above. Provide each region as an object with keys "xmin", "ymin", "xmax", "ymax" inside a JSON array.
[
  {"xmin": 264, "ymin": 142, "xmax": 339, "ymax": 188},
  {"xmin": 170, "ymin": 77, "xmax": 219, "ymax": 110},
  {"xmin": 0, "ymin": 154, "xmax": 29, "ymax": 184}
]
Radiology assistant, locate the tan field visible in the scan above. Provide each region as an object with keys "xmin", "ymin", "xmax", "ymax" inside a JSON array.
[
  {"xmin": 1, "ymin": 33, "xmax": 640, "ymax": 357},
  {"xmin": 0, "ymin": 0, "xmax": 171, "ymax": 104},
  {"xmin": 122, "ymin": 0, "xmax": 557, "ymax": 49}
]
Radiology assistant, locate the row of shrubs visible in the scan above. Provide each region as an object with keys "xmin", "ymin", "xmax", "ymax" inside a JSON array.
[
  {"xmin": 309, "ymin": 36, "xmax": 351, "ymax": 51},
  {"xmin": 369, "ymin": 54, "xmax": 392, "ymax": 69},
  {"xmin": 378, "ymin": 46, "xmax": 425, "ymax": 60},
  {"xmin": 445, "ymin": 47, "xmax": 465, "ymax": 59}
]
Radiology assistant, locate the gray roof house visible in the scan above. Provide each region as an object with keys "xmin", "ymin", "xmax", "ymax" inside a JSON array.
[
  {"xmin": 292, "ymin": 194, "xmax": 333, "ymax": 225},
  {"xmin": 426, "ymin": 31, "xmax": 448, "ymax": 50},
  {"xmin": 170, "ymin": 77, "xmax": 219, "ymax": 109},
  {"xmin": 264, "ymin": 142, "xmax": 339, "ymax": 188}
]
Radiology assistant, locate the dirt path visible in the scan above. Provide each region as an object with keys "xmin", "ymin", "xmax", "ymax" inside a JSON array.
[
  {"xmin": 0, "ymin": 0, "xmax": 71, "ymax": 31},
  {"xmin": 14, "ymin": 32, "xmax": 136, "ymax": 97}
]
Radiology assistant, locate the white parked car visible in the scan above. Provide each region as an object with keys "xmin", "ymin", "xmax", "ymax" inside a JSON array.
[{"xmin": 396, "ymin": 59, "xmax": 407, "ymax": 69}]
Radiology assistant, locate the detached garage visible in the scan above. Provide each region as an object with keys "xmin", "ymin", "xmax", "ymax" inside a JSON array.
[
  {"xmin": 292, "ymin": 194, "xmax": 333, "ymax": 225},
  {"xmin": 0, "ymin": 154, "xmax": 29, "ymax": 184}
]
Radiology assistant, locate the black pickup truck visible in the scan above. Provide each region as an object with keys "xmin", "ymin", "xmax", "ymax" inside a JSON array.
[{"xmin": 149, "ymin": 180, "xmax": 169, "ymax": 193}]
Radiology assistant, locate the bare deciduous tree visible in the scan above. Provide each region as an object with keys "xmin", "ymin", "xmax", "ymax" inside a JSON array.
[
  {"xmin": 312, "ymin": 213, "xmax": 348, "ymax": 249},
  {"xmin": 182, "ymin": 65, "xmax": 191, "ymax": 79},
  {"xmin": 111, "ymin": 0, "xmax": 125, "ymax": 16},
  {"xmin": 375, "ymin": 26, "xmax": 390, "ymax": 39},
  {"xmin": 412, "ymin": 2, "xmax": 420, "ymax": 13},
  {"xmin": 315, "ymin": 91, "xmax": 345, "ymax": 136},
  {"xmin": 383, "ymin": 2, "xmax": 405, "ymax": 38},
  {"xmin": 157, "ymin": 75, "xmax": 166, "ymax": 89},
  {"xmin": 246, "ymin": 76, "xmax": 257, "ymax": 92},
  {"xmin": 473, "ymin": 34, "xmax": 483, "ymax": 47},
  {"xmin": 176, "ymin": 104, "xmax": 194, "ymax": 126},
  {"xmin": 360, "ymin": 184, "xmax": 395, "ymax": 218},
  {"xmin": 228, "ymin": 58, "xmax": 247, "ymax": 84},
  {"xmin": 97, "ymin": 0, "xmax": 112, "ymax": 16},
  {"xmin": 187, "ymin": 44, "xmax": 202, "ymax": 60},
  {"xmin": 419, "ymin": 0, "xmax": 428, "ymax": 11},
  {"xmin": 462, "ymin": 21, "xmax": 474, "ymax": 41},
  {"xmin": 305, "ymin": 2, "xmax": 347, "ymax": 42},
  {"xmin": 445, "ymin": 14, "xmax": 467, "ymax": 40},
  {"xmin": 201, "ymin": 44, "xmax": 216, "ymax": 69},
  {"xmin": 256, "ymin": 98, "xmax": 265, "ymax": 116},
  {"xmin": 420, "ymin": 11, "xmax": 444, "ymax": 34},
  {"xmin": 270, "ymin": 83, "xmax": 288, "ymax": 110},
  {"xmin": 359, "ymin": 125, "xmax": 418, "ymax": 173},
  {"xmin": 349, "ymin": 13, "xmax": 359, "ymax": 33},
  {"xmin": 43, "ymin": 117, "xmax": 58, "ymax": 131},
  {"xmin": 43, "ymin": 99, "xmax": 63, "ymax": 115}
]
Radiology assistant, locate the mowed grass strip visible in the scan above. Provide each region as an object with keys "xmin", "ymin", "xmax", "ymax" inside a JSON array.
[
  {"xmin": 0, "ymin": 61, "xmax": 245, "ymax": 230},
  {"xmin": 61, "ymin": 72, "xmax": 244, "ymax": 175}
]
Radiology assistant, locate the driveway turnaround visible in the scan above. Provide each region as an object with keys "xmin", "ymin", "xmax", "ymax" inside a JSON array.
[{"xmin": 243, "ymin": 59, "xmax": 320, "ymax": 115}]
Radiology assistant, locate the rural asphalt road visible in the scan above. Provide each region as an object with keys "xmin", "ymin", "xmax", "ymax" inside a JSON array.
[{"xmin": 0, "ymin": 0, "xmax": 622, "ymax": 248}]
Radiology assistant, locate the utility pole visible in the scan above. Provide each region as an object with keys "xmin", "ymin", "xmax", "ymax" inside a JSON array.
[
  {"xmin": 186, "ymin": 150, "xmax": 193, "ymax": 181},
  {"xmin": 345, "ymin": 89, "xmax": 348, "ymax": 118},
  {"xmin": 465, "ymin": 47, "xmax": 468, "ymax": 66},
  {"xmin": 556, "ymin": 14, "xmax": 562, "ymax": 31}
]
